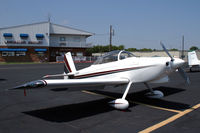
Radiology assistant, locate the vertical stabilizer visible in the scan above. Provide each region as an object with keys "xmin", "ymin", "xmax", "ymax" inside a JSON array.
[
  {"xmin": 188, "ymin": 51, "xmax": 200, "ymax": 66},
  {"xmin": 64, "ymin": 52, "xmax": 77, "ymax": 74}
]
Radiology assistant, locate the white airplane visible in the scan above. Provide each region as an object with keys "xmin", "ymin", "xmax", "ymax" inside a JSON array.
[
  {"xmin": 12, "ymin": 43, "xmax": 190, "ymax": 110},
  {"xmin": 188, "ymin": 51, "xmax": 200, "ymax": 72}
]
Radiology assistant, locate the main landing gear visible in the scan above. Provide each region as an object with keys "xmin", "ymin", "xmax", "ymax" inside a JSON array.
[
  {"xmin": 108, "ymin": 82, "xmax": 164, "ymax": 110},
  {"xmin": 144, "ymin": 82, "xmax": 164, "ymax": 98},
  {"xmin": 109, "ymin": 81, "xmax": 132, "ymax": 110}
]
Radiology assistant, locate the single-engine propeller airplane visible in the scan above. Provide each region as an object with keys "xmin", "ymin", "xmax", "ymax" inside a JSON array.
[
  {"xmin": 11, "ymin": 42, "xmax": 190, "ymax": 110},
  {"xmin": 188, "ymin": 50, "xmax": 200, "ymax": 72}
]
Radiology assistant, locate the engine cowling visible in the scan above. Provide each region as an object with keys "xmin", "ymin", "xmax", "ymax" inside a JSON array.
[{"xmin": 109, "ymin": 99, "xmax": 129, "ymax": 110}]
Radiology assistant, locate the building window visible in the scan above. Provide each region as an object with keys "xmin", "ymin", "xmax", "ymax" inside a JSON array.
[
  {"xmin": 76, "ymin": 52, "xmax": 83, "ymax": 56},
  {"xmin": 4, "ymin": 33, "xmax": 13, "ymax": 41},
  {"xmin": 36, "ymin": 52, "xmax": 45, "ymax": 56},
  {"xmin": 73, "ymin": 36, "xmax": 80, "ymax": 42},
  {"xmin": 2, "ymin": 52, "xmax": 7, "ymax": 56},
  {"xmin": 20, "ymin": 34, "xmax": 29, "ymax": 40},
  {"xmin": 16, "ymin": 51, "xmax": 26, "ymax": 56},
  {"xmin": 2, "ymin": 51, "xmax": 15, "ymax": 56},
  {"xmin": 3, "ymin": 33, "xmax": 13, "ymax": 38},
  {"xmin": 36, "ymin": 37, "xmax": 43, "ymax": 41},
  {"xmin": 71, "ymin": 52, "xmax": 75, "ymax": 56},
  {"xmin": 36, "ymin": 34, "xmax": 44, "ymax": 40},
  {"xmin": 60, "ymin": 37, "xmax": 66, "ymax": 41},
  {"xmin": 60, "ymin": 43, "xmax": 66, "ymax": 46}
]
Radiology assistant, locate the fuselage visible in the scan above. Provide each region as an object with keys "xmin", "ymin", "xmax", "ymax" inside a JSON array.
[
  {"xmin": 72, "ymin": 56, "xmax": 184, "ymax": 83},
  {"xmin": 12, "ymin": 50, "xmax": 185, "ymax": 91}
]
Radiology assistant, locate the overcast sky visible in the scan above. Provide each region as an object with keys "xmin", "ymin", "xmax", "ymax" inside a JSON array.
[{"xmin": 1, "ymin": 0, "xmax": 200, "ymax": 50}]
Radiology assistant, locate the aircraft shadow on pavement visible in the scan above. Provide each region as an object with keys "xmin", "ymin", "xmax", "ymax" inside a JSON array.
[
  {"xmin": 23, "ymin": 86, "xmax": 189, "ymax": 123},
  {"xmin": 23, "ymin": 98, "xmax": 136, "ymax": 123},
  {"xmin": 0, "ymin": 79, "xmax": 6, "ymax": 81},
  {"xmin": 50, "ymin": 88, "xmax": 69, "ymax": 92},
  {"xmin": 90, "ymin": 86, "xmax": 190, "ymax": 111}
]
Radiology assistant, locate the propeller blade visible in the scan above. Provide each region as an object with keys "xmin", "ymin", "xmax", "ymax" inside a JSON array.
[
  {"xmin": 178, "ymin": 67, "xmax": 190, "ymax": 84},
  {"xmin": 160, "ymin": 42, "xmax": 174, "ymax": 61}
]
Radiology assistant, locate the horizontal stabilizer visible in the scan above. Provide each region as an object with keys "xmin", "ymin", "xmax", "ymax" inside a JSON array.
[{"xmin": 43, "ymin": 72, "xmax": 78, "ymax": 78}]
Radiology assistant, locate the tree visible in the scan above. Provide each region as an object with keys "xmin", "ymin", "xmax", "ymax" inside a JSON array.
[
  {"xmin": 126, "ymin": 48, "xmax": 137, "ymax": 51},
  {"xmin": 170, "ymin": 48, "xmax": 178, "ymax": 51},
  {"xmin": 118, "ymin": 45, "xmax": 124, "ymax": 50},
  {"xmin": 190, "ymin": 46, "xmax": 198, "ymax": 51},
  {"xmin": 140, "ymin": 48, "xmax": 153, "ymax": 52}
]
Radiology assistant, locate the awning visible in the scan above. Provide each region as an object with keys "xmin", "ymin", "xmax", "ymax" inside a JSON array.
[
  {"xmin": 3, "ymin": 33, "xmax": 13, "ymax": 37},
  {"xmin": 36, "ymin": 34, "xmax": 44, "ymax": 38},
  {"xmin": 35, "ymin": 49, "xmax": 47, "ymax": 52},
  {"xmin": 0, "ymin": 48, "xmax": 27, "ymax": 52},
  {"xmin": 20, "ymin": 34, "xmax": 29, "ymax": 38}
]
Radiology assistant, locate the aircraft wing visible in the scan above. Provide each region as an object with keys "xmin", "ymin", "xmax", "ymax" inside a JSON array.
[
  {"xmin": 44, "ymin": 78, "xmax": 129, "ymax": 87},
  {"xmin": 11, "ymin": 78, "xmax": 130, "ymax": 90}
]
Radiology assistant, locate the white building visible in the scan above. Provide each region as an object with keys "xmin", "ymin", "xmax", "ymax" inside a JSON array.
[{"xmin": 0, "ymin": 21, "xmax": 93, "ymax": 62}]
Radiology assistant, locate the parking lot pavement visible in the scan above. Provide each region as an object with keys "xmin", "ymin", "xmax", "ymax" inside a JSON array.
[{"xmin": 0, "ymin": 63, "xmax": 200, "ymax": 133}]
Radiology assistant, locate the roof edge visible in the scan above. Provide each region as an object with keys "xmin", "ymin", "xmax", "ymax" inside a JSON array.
[
  {"xmin": 50, "ymin": 23, "xmax": 94, "ymax": 35},
  {"xmin": 0, "ymin": 21, "xmax": 49, "ymax": 30}
]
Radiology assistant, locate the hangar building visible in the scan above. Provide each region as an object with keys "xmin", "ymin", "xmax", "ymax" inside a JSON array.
[{"xmin": 0, "ymin": 21, "xmax": 93, "ymax": 62}]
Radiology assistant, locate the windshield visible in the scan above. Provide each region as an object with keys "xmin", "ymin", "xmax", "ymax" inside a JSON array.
[{"xmin": 93, "ymin": 50, "xmax": 135, "ymax": 65}]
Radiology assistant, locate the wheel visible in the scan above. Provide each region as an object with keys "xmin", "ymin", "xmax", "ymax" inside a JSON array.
[{"xmin": 145, "ymin": 90, "xmax": 164, "ymax": 99}]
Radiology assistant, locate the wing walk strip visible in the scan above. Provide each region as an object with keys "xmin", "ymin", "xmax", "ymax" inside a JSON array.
[{"xmin": 82, "ymin": 90, "xmax": 200, "ymax": 133}]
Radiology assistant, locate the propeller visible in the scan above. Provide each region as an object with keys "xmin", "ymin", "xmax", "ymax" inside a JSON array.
[
  {"xmin": 178, "ymin": 67, "xmax": 190, "ymax": 84},
  {"xmin": 160, "ymin": 42, "xmax": 190, "ymax": 84},
  {"xmin": 160, "ymin": 41, "xmax": 174, "ymax": 61}
]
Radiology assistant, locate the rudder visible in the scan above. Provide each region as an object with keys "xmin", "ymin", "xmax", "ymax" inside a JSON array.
[
  {"xmin": 188, "ymin": 51, "xmax": 200, "ymax": 66},
  {"xmin": 64, "ymin": 52, "xmax": 77, "ymax": 74}
]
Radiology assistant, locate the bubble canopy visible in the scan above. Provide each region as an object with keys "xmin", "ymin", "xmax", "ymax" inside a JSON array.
[{"xmin": 93, "ymin": 50, "xmax": 135, "ymax": 65}]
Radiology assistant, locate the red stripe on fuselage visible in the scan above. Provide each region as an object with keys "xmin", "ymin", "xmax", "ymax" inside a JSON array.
[
  {"xmin": 74, "ymin": 65, "xmax": 152, "ymax": 79},
  {"xmin": 64, "ymin": 55, "xmax": 72, "ymax": 72}
]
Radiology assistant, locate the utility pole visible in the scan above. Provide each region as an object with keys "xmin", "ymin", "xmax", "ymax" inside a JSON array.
[
  {"xmin": 109, "ymin": 25, "xmax": 114, "ymax": 51},
  {"xmin": 47, "ymin": 13, "xmax": 51, "ymax": 23},
  {"xmin": 181, "ymin": 35, "xmax": 184, "ymax": 59}
]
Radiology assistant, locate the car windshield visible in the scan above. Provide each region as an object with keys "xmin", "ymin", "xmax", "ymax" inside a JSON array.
[{"xmin": 93, "ymin": 50, "xmax": 135, "ymax": 65}]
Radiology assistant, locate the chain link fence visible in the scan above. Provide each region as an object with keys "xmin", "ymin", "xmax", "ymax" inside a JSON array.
[{"xmin": 56, "ymin": 56, "xmax": 99, "ymax": 63}]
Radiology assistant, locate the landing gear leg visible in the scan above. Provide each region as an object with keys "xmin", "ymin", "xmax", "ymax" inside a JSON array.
[
  {"xmin": 122, "ymin": 81, "xmax": 132, "ymax": 100},
  {"xmin": 109, "ymin": 81, "xmax": 132, "ymax": 110},
  {"xmin": 144, "ymin": 82, "xmax": 164, "ymax": 98}
]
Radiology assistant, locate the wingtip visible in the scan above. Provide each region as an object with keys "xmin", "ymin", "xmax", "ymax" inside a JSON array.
[
  {"xmin": 8, "ymin": 85, "xmax": 25, "ymax": 90},
  {"xmin": 43, "ymin": 75, "xmax": 49, "ymax": 78}
]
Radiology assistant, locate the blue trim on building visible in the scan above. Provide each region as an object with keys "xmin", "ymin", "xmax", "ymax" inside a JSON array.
[
  {"xmin": 35, "ymin": 49, "xmax": 47, "ymax": 52},
  {"xmin": 0, "ymin": 48, "xmax": 27, "ymax": 52},
  {"xmin": 20, "ymin": 34, "xmax": 29, "ymax": 38},
  {"xmin": 36, "ymin": 34, "xmax": 44, "ymax": 38},
  {"xmin": 3, "ymin": 33, "xmax": 13, "ymax": 37}
]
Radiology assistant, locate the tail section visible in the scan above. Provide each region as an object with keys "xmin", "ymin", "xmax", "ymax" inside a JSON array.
[
  {"xmin": 188, "ymin": 51, "xmax": 200, "ymax": 66},
  {"xmin": 64, "ymin": 52, "xmax": 77, "ymax": 74}
]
